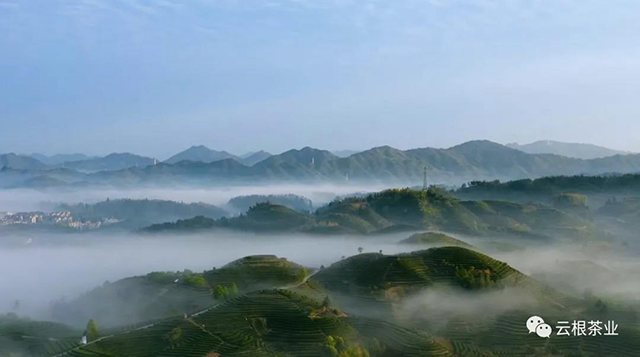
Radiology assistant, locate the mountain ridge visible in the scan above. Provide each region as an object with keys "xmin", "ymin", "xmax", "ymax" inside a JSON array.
[
  {"xmin": 5, "ymin": 140, "xmax": 640, "ymax": 187},
  {"xmin": 507, "ymin": 140, "xmax": 631, "ymax": 159}
]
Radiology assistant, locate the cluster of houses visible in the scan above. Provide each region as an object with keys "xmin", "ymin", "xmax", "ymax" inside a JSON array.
[{"xmin": 0, "ymin": 211, "xmax": 119, "ymax": 230}]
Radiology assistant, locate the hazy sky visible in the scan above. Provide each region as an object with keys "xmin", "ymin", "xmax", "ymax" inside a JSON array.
[{"xmin": 1, "ymin": 0, "xmax": 640, "ymax": 158}]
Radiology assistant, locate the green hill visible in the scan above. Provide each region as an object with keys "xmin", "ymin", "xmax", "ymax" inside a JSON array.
[
  {"xmin": 64, "ymin": 290, "xmax": 453, "ymax": 357},
  {"xmin": 314, "ymin": 247, "xmax": 529, "ymax": 295},
  {"xmin": 311, "ymin": 247, "xmax": 640, "ymax": 356},
  {"xmin": 0, "ymin": 314, "xmax": 81, "ymax": 357},
  {"xmin": 226, "ymin": 193, "xmax": 313, "ymax": 214},
  {"xmin": 204, "ymin": 255, "xmax": 309, "ymax": 290},
  {"xmin": 8, "ymin": 247, "xmax": 640, "ymax": 357},
  {"xmin": 144, "ymin": 189, "xmax": 601, "ymax": 242},
  {"xmin": 144, "ymin": 202, "xmax": 314, "ymax": 233},
  {"xmin": 399, "ymin": 232, "xmax": 475, "ymax": 248},
  {"xmin": 218, "ymin": 202, "xmax": 315, "ymax": 232},
  {"xmin": 50, "ymin": 255, "xmax": 309, "ymax": 328},
  {"xmin": 456, "ymin": 174, "xmax": 640, "ymax": 205},
  {"xmin": 59, "ymin": 199, "xmax": 228, "ymax": 229},
  {"xmin": 314, "ymin": 199, "xmax": 393, "ymax": 234}
]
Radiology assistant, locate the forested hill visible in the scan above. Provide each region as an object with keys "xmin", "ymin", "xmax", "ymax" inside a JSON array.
[
  {"xmin": 58, "ymin": 199, "xmax": 228, "ymax": 229},
  {"xmin": 4, "ymin": 140, "xmax": 640, "ymax": 187},
  {"xmin": 455, "ymin": 174, "xmax": 640, "ymax": 205},
  {"xmin": 145, "ymin": 188, "xmax": 601, "ymax": 242}
]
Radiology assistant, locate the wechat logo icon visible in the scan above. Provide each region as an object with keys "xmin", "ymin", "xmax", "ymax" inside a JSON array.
[{"xmin": 527, "ymin": 316, "xmax": 551, "ymax": 338}]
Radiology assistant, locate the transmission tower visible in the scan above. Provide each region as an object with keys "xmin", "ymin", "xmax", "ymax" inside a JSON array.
[{"xmin": 422, "ymin": 166, "xmax": 428, "ymax": 191}]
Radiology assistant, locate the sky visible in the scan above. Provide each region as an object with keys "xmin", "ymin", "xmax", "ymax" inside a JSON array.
[{"xmin": 1, "ymin": 0, "xmax": 640, "ymax": 159}]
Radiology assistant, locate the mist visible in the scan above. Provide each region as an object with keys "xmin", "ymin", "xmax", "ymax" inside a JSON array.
[
  {"xmin": 0, "ymin": 183, "xmax": 387, "ymax": 212},
  {"xmin": 396, "ymin": 286, "xmax": 541, "ymax": 330},
  {"xmin": 3, "ymin": 192, "xmax": 640, "ymax": 340},
  {"xmin": 0, "ymin": 230, "xmax": 411, "ymax": 320}
]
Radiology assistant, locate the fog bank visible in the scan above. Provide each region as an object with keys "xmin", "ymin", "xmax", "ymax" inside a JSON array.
[
  {"xmin": 0, "ymin": 184, "xmax": 387, "ymax": 212},
  {"xmin": 0, "ymin": 231, "xmax": 409, "ymax": 319}
]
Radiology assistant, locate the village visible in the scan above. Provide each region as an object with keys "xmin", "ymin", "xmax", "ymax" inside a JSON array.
[{"xmin": 0, "ymin": 210, "xmax": 119, "ymax": 230}]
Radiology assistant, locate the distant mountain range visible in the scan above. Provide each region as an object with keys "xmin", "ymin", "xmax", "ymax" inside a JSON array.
[
  {"xmin": 0, "ymin": 153, "xmax": 48, "ymax": 170},
  {"xmin": 165, "ymin": 145, "xmax": 272, "ymax": 166},
  {"xmin": 61, "ymin": 153, "xmax": 156, "ymax": 172},
  {"xmin": 3, "ymin": 140, "xmax": 640, "ymax": 188},
  {"xmin": 240, "ymin": 150, "xmax": 272, "ymax": 166},
  {"xmin": 507, "ymin": 140, "xmax": 631, "ymax": 159},
  {"xmin": 331, "ymin": 149, "xmax": 361, "ymax": 158},
  {"xmin": 30, "ymin": 153, "xmax": 95, "ymax": 165}
]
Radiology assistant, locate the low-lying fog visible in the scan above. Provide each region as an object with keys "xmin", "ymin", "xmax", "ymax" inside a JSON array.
[
  {"xmin": 0, "ymin": 184, "xmax": 388, "ymax": 212},
  {"xmin": 0, "ymin": 231, "xmax": 410, "ymax": 319},
  {"xmin": 3, "ymin": 229, "xmax": 640, "ymax": 323}
]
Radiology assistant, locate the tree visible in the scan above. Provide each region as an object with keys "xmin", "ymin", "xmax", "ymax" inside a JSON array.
[
  {"xmin": 213, "ymin": 285, "xmax": 229, "ymax": 300},
  {"xmin": 322, "ymin": 296, "xmax": 331, "ymax": 308},
  {"xmin": 357, "ymin": 247, "xmax": 363, "ymax": 254},
  {"xmin": 165, "ymin": 327, "xmax": 183, "ymax": 343},
  {"xmin": 85, "ymin": 319, "xmax": 99, "ymax": 342},
  {"xmin": 297, "ymin": 267, "xmax": 309, "ymax": 282},
  {"xmin": 230, "ymin": 282, "xmax": 239, "ymax": 296}
]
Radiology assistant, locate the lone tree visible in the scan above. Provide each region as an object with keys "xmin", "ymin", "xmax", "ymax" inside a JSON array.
[
  {"xmin": 85, "ymin": 319, "xmax": 99, "ymax": 342},
  {"xmin": 322, "ymin": 296, "xmax": 331, "ymax": 308},
  {"xmin": 297, "ymin": 267, "xmax": 309, "ymax": 282},
  {"xmin": 214, "ymin": 285, "xmax": 229, "ymax": 300},
  {"xmin": 230, "ymin": 282, "xmax": 239, "ymax": 296}
]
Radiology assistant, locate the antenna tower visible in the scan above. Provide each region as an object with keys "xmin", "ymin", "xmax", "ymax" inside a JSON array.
[{"xmin": 422, "ymin": 166, "xmax": 428, "ymax": 191}]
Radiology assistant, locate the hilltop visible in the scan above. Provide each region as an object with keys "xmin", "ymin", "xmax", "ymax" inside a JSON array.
[
  {"xmin": 164, "ymin": 145, "xmax": 240, "ymax": 165},
  {"xmin": 314, "ymin": 247, "xmax": 531, "ymax": 296},
  {"xmin": 399, "ymin": 232, "xmax": 475, "ymax": 248},
  {"xmin": 50, "ymin": 255, "xmax": 309, "ymax": 328},
  {"xmin": 226, "ymin": 193, "xmax": 313, "ymax": 214},
  {"xmin": 62, "ymin": 153, "xmax": 156, "ymax": 172}
]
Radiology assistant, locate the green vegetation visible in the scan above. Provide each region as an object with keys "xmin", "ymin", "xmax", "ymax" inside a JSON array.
[
  {"xmin": 62, "ymin": 290, "xmax": 452, "ymax": 357},
  {"xmin": 457, "ymin": 174, "xmax": 640, "ymax": 205},
  {"xmin": 0, "ymin": 314, "xmax": 81, "ymax": 357},
  {"xmin": 314, "ymin": 247, "xmax": 525, "ymax": 296},
  {"xmin": 399, "ymin": 232, "xmax": 475, "ymax": 248},
  {"xmin": 10, "ymin": 245, "xmax": 640, "ymax": 357},
  {"xmin": 220, "ymin": 202, "xmax": 315, "ymax": 231},
  {"xmin": 51, "ymin": 256, "xmax": 308, "ymax": 328},
  {"xmin": 58, "ymin": 198, "xmax": 228, "ymax": 229},
  {"xmin": 144, "ymin": 188, "xmax": 601, "ymax": 242},
  {"xmin": 213, "ymin": 285, "xmax": 230, "ymax": 300},
  {"xmin": 85, "ymin": 319, "xmax": 99, "ymax": 342},
  {"xmin": 144, "ymin": 215, "xmax": 217, "ymax": 232},
  {"xmin": 454, "ymin": 265, "xmax": 501, "ymax": 290},
  {"xmin": 227, "ymin": 193, "xmax": 313, "ymax": 213},
  {"xmin": 553, "ymin": 192, "xmax": 588, "ymax": 208},
  {"xmin": 324, "ymin": 335, "xmax": 371, "ymax": 356}
]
